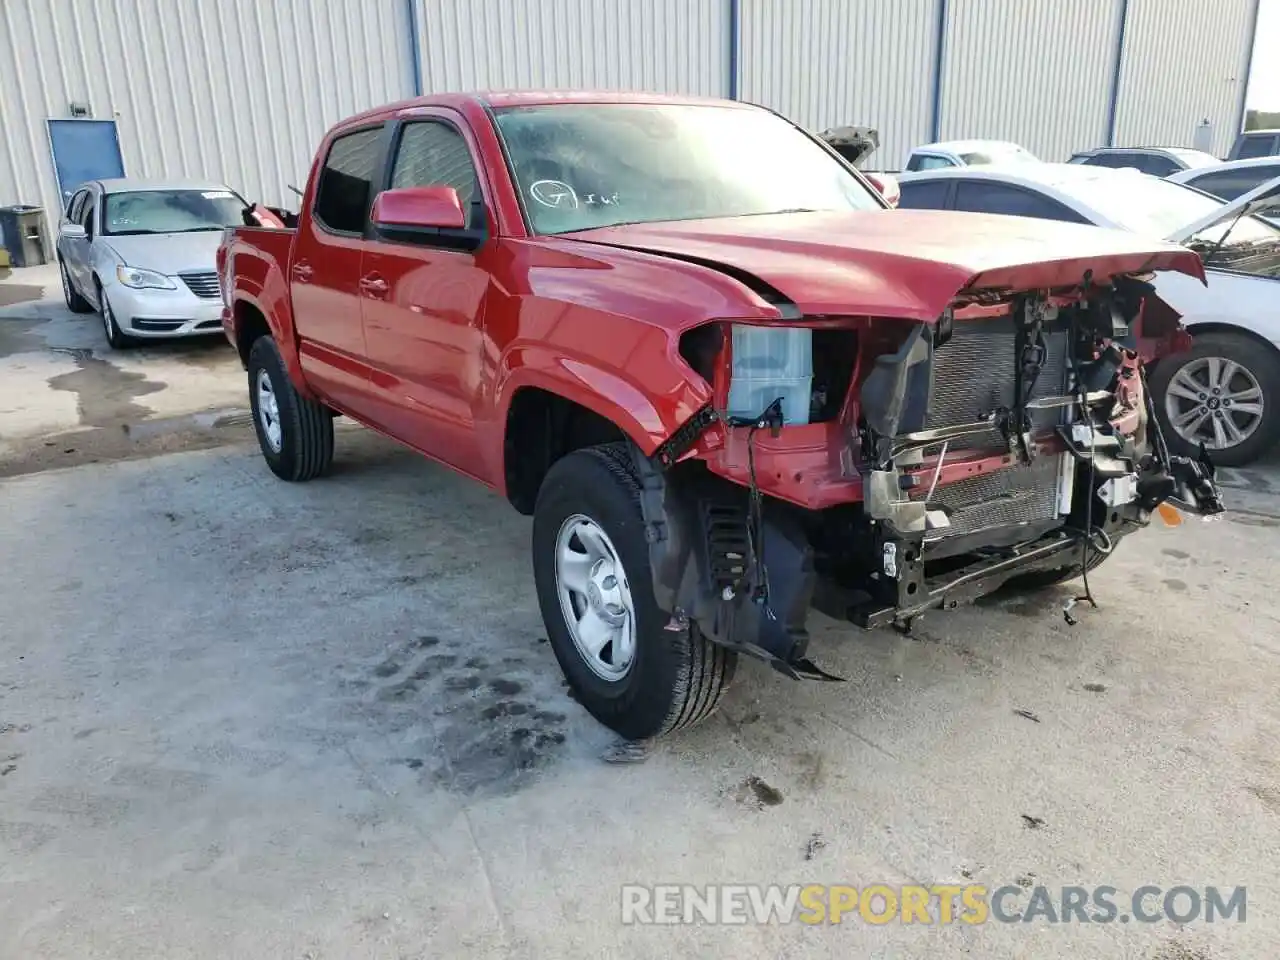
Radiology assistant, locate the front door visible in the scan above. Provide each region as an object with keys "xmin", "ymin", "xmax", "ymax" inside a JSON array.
[
  {"xmin": 360, "ymin": 117, "xmax": 492, "ymax": 480},
  {"xmin": 290, "ymin": 124, "xmax": 387, "ymax": 417},
  {"xmin": 46, "ymin": 120, "xmax": 125, "ymax": 207}
]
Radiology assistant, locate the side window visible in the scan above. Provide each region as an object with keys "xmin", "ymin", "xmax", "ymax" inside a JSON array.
[
  {"xmin": 897, "ymin": 180, "xmax": 951, "ymax": 210},
  {"xmin": 1095, "ymin": 152, "xmax": 1137, "ymax": 169},
  {"xmin": 1140, "ymin": 154, "xmax": 1179, "ymax": 177},
  {"xmin": 1187, "ymin": 165, "xmax": 1280, "ymax": 201},
  {"xmin": 910, "ymin": 154, "xmax": 955, "ymax": 172},
  {"xmin": 1238, "ymin": 136, "xmax": 1276, "ymax": 160},
  {"xmin": 389, "ymin": 121, "xmax": 480, "ymax": 223},
  {"xmin": 314, "ymin": 127, "xmax": 384, "ymax": 234},
  {"xmin": 953, "ymin": 181, "xmax": 1088, "ymax": 223}
]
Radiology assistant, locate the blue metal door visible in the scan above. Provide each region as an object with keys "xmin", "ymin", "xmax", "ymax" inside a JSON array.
[{"xmin": 46, "ymin": 119, "xmax": 125, "ymax": 209}]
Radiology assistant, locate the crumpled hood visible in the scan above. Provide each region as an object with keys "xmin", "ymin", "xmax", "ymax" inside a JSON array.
[
  {"xmin": 103, "ymin": 230, "xmax": 224, "ymax": 275},
  {"xmin": 564, "ymin": 209, "xmax": 1206, "ymax": 321}
]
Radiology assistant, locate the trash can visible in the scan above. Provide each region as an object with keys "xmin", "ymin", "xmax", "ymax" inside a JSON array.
[{"xmin": 0, "ymin": 205, "xmax": 50, "ymax": 268}]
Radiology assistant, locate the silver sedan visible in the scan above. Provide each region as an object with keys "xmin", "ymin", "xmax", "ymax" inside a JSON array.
[{"xmin": 55, "ymin": 178, "xmax": 246, "ymax": 348}]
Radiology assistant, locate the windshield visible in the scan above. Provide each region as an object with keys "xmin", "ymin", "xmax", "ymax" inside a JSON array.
[
  {"xmin": 1054, "ymin": 172, "xmax": 1280, "ymax": 246},
  {"xmin": 492, "ymin": 103, "xmax": 882, "ymax": 234},
  {"xmin": 103, "ymin": 189, "xmax": 245, "ymax": 236},
  {"xmin": 959, "ymin": 144, "xmax": 1039, "ymax": 166}
]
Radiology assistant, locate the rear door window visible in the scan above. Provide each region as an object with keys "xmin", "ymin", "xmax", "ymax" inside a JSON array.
[
  {"xmin": 1138, "ymin": 154, "xmax": 1180, "ymax": 177},
  {"xmin": 897, "ymin": 180, "xmax": 952, "ymax": 210},
  {"xmin": 953, "ymin": 181, "xmax": 1089, "ymax": 223},
  {"xmin": 314, "ymin": 127, "xmax": 384, "ymax": 234}
]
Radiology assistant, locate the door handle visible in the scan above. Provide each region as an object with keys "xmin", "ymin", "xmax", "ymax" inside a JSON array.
[
  {"xmin": 359, "ymin": 275, "xmax": 389, "ymax": 297},
  {"xmin": 291, "ymin": 262, "xmax": 313, "ymax": 282}
]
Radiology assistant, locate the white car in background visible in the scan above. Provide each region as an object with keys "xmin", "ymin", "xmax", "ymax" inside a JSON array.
[
  {"xmin": 897, "ymin": 163, "xmax": 1280, "ymax": 465},
  {"xmin": 55, "ymin": 179, "xmax": 247, "ymax": 349},
  {"xmin": 903, "ymin": 139, "xmax": 1039, "ymax": 172},
  {"xmin": 1169, "ymin": 156, "xmax": 1280, "ymax": 212}
]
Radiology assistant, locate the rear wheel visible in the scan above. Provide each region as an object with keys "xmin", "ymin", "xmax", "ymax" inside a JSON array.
[
  {"xmin": 1149, "ymin": 331, "xmax": 1280, "ymax": 466},
  {"xmin": 60, "ymin": 260, "xmax": 93, "ymax": 313},
  {"xmin": 247, "ymin": 336, "xmax": 334, "ymax": 481},
  {"xmin": 532, "ymin": 443, "xmax": 737, "ymax": 740}
]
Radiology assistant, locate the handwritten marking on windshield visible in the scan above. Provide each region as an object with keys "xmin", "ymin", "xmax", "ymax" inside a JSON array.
[{"xmin": 530, "ymin": 180, "xmax": 579, "ymax": 209}]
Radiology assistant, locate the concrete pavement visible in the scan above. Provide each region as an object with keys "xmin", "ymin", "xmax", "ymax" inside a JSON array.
[{"xmin": 2, "ymin": 429, "xmax": 1277, "ymax": 959}]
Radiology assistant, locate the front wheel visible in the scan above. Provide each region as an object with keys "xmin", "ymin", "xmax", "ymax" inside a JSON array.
[
  {"xmin": 60, "ymin": 261, "xmax": 93, "ymax": 313},
  {"xmin": 1148, "ymin": 331, "xmax": 1280, "ymax": 467},
  {"xmin": 532, "ymin": 443, "xmax": 737, "ymax": 741},
  {"xmin": 247, "ymin": 336, "xmax": 334, "ymax": 481},
  {"xmin": 98, "ymin": 285, "xmax": 134, "ymax": 349}
]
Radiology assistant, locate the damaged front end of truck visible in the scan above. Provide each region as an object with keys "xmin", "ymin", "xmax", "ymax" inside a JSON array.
[{"xmin": 626, "ymin": 259, "xmax": 1225, "ymax": 681}]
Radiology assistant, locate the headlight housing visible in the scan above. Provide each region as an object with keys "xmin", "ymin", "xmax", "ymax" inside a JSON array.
[{"xmin": 116, "ymin": 264, "xmax": 176, "ymax": 290}]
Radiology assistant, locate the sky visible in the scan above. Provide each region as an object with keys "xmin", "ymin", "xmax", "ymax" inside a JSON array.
[{"xmin": 1247, "ymin": 0, "xmax": 1278, "ymax": 110}]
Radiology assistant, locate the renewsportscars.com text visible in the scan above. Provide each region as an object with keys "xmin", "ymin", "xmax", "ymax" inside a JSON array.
[{"xmin": 620, "ymin": 884, "xmax": 1247, "ymax": 926}]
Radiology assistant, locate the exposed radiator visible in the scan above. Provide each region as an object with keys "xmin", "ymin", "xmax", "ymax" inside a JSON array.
[
  {"xmin": 920, "ymin": 454, "xmax": 1065, "ymax": 544},
  {"xmin": 927, "ymin": 316, "xmax": 1069, "ymax": 451},
  {"xmin": 919, "ymin": 316, "xmax": 1071, "ymax": 546}
]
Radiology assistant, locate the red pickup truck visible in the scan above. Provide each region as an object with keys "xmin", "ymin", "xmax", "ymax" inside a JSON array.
[{"xmin": 219, "ymin": 91, "xmax": 1223, "ymax": 741}]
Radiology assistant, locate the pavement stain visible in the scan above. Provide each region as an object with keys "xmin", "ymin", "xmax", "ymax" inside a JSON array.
[
  {"xmin": 47, "ymin": 352, "xmax": 165, "ymax": 428},
  {"xmin": 734, "ymin": 775, "xmax": 784, "ymax": 808}
]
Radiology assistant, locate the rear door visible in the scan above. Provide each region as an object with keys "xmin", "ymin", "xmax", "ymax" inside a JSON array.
[
  {"xmin": 360, "ymin": 113, "xmax": 494, "ymax": 481},
  {"xmin": 290, "ymin": 124, "xmax": 389, "ymax": 416}
]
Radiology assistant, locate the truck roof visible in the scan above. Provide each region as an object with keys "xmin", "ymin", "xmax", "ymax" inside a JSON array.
[{"xmin": 339, "ymin": 90, "xmax": 752, "ymax": 126}]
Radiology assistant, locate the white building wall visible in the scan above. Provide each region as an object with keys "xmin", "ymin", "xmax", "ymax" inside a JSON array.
[
  {"xmin": 1113, "ymin": 0, "xmax": 1256, "ymax": 157},
  {"xmin": 411, "ymin": 0, "xmax": 729, "ymax": 97},
  {"xmin": 937, "ymin": 0, "xmax": 1122, "ymax": 162},
  {"xmin": 0, "ymin": 0, "xmax": 414, "ymax": 217},
  {"xmin": 737, "ymin": 0, "xmax": 937, "ymax": 171}
]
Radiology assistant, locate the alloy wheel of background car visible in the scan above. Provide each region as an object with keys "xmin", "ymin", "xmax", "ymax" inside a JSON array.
[
  {"xmin": 59, "ymin": 261, "xmax": 92, "ymax": 314},
  {"xmin": 1165, "ymin": 357, "xmax": 1264, "ymax": 451},
  {"xmin": 1150, "ymin": 331, "xmax": 1280, "ymax": 466},
  {"xmin": 554, "ymin": 513, "xmax": 637, "ymax": 682},
  {"xmin": 98, "ymin": 286, "xmax": 132, "ymax": 350}
]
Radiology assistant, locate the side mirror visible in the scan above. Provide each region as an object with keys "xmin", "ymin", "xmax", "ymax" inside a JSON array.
[
  {"xmin": 61, "ymin": 223, "xmax": 87, "ymax": 240},
  {"xmin": 371, "ymin": 186, "xmax": 467, "ymax": 231},
  {"xmin": 865, "ymin": 172, "xmax": 900, "ymax": 208}
]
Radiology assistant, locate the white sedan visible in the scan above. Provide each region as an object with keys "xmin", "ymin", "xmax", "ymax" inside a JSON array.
[
  {"xmin": 897, "ymin": 163, "xmax": 1280, "ymax": 465},
  {"xmin": 55, "ymin": 178, "xmax": 246, "ymax": 348}
]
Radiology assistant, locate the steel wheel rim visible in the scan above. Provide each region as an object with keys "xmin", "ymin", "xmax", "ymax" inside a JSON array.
[
  {"xmin": 1164, "ymin": 355, "xmax": 1264, "ymax": 451},
  {"xmin": 554, "ymin": 513, "xmax": 636, "ymax": 682},
  {"xmin": 255, "ymin": 368, "xmax": 283, "ymax": 453}
]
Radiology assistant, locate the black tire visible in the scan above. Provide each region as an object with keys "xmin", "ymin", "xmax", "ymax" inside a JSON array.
[
  {"xmin": 96, "ymin": 281, "xmax": 134, "ymax": 349},
  {"xmin": 1148, "ymin": 331, "xmax": 1280, "ymax": 467},
  {"xmin": 533, "ymin": 443, "xmax": 737, "ymax": 740},
  {"xmin": 247, "ymin": 335, "xmax": 334, "ymax": 482},
  {"xmin": 60, "ymin": 260, "xmax": 93, "ymax": 313}
]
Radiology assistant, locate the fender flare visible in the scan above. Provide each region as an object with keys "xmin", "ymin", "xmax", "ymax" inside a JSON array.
[
  {"xmin": 231, "ymin": 283, "xmax": 310, "ymax": 398},
  {"xmin": 493, "ymin": 344, "xmax": 712, "ymax": 458}
]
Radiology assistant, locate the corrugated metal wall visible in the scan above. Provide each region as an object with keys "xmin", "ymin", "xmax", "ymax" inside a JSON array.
[
  {"xmin": 737, "ymin": 0, "xmax": 937, "ymax": 171},
  {"xmin": 1113, "ymin": 0, "xmax": 1256, "ymax": 157},
  {"xmin": 937, "ymin": 0, "xmax": 1122, "ymax": 162},
  {"xmin": 0, "ymin": 0, "xmax": 413, "ymax": 217},
  {"xmin": 411, "ymin": 0, "xmax": 729, "ymax": 97}
]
